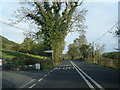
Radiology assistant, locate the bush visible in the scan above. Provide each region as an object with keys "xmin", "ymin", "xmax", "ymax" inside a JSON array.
[{"xmin": 85, "ymin": 57, "xmax": 119, "ymax": 70}]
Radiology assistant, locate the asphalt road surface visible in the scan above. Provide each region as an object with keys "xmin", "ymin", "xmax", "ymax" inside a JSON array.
[{"xmin": 2, "ymin": 60, "xmax": 120, "ymax": 89}]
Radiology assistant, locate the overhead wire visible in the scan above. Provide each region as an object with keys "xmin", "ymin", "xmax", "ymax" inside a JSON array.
[{"xmin": 94, "ymin": 22, "xmax": 119, "ymax": 42}]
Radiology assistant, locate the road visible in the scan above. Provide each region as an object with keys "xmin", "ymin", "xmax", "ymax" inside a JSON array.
[{"xmin": 2, "ymin": 60, "xmax": 120, "ymax": 89}]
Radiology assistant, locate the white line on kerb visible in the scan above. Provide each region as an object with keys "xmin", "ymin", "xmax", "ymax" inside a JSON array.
[
  {"xmin": 29, "ymin": 84, "xmax": 36, "ymax": 88},
  {"xmin": 70, "ymin": 61, "xmax": 95, "ymax": 90}
]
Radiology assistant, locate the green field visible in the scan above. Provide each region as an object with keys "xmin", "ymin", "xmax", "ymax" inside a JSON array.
[{"xmin": 1, "ymin": 50, "xmax": 54, "ymax": 70}]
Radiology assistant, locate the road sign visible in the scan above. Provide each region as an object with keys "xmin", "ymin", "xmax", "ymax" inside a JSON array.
[
  {"xmin": 35, "ymin": 63, "xmax": 40, "ymax": 70},
  {"xmin": 44, "ymin": 50, "xmax": 53, "ymax": 53}
]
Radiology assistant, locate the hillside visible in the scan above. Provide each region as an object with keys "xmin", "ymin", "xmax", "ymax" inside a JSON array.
[{"xmin": 0, "ymin": 35, "xmax": 17, "ymax": 50}]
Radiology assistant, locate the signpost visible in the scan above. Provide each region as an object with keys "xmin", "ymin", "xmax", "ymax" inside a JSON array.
[
  {"xmin": 44, "ymin": 50, "xmax": 53, "ymax": 60},
  {"xmin": 35, "ymin": 63, "xmax": 40, "ymax": 70}
]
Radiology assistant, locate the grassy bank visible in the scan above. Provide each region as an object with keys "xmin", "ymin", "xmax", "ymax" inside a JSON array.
[
  {"xmin": 1, "ymin": 50, "xmax": 54, "ymax": 70},
  {"xmin": 84, "ymin": 58, "xmax": 119, "ymax": 70}
]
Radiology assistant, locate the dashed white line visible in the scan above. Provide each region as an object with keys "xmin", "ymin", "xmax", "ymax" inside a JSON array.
[
  {"xmin": 29, "ymin": 84, "xmax": 36, "ymax": 88},
  {"xmin": 20, "ymin": 79, "xmax": 35, "ymax": 88},
  {"xmin": 38, "ymin": 78, "xmax": 43, "ymax": 82},
  {"xmin": 44, "ymin": 75, "xmax": 47, "ymax": 77}
]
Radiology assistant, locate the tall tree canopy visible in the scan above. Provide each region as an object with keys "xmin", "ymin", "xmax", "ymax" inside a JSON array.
[{"xmin": 14, "ymin": 1, "xmax": 87, "ymax": 66}]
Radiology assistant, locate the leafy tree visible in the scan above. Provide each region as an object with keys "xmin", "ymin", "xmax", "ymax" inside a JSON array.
[
  {"xmin": 68, "ymin": 44, "xmax": 79, "ymax": 59},
  {"xmin": 94, "ymin": 44, "xmax": 105, "ymax": 59},
  {"xmin": 115, "ymin": 28, "xmax": 120, "ymax": 51},
  {"xmin": 73, "ymin": 32, "xmax": 88, "ymax": 58},
  {"xmin": 88, "ymin": 42, "xmax": 95, "ymax": 58},
  {"xmin": 19, "ymin": 38, "xmax": 34, "ymax": 53},
  {"xmin": 79, "ymin": 44, "xmax": 89, "ymax": 58},
  {"xmin": 14, "ymin": 1, "xmax": 87, "ymax": 65},
  {"xmin": 12, "ymin": 44, "xmax": 21, "ymax": 52}
]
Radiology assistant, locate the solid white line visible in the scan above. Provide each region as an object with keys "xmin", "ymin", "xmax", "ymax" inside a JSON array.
[
  {"xmin": 38, "ymin": 78, "xmax": 43, "ymax": 82},
  {"xmin": 71, "ymin": 61, "xmax": 105, "ymax": 90},
  {"xmin": 20, "ymin": 79, "xmax": 35, "ymax": 88},
  {"xmin": 70, "ymin": 61, "xmax": 95, "ymax": 90},
  {"xmin": 29, "ymin": 84, "xmax": 36, "ymax": 88}
]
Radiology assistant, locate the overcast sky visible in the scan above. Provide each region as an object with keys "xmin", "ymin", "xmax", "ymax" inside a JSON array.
[{"xmin": 0, "ymin": 0, "xmax": 118, "ymax": 54}]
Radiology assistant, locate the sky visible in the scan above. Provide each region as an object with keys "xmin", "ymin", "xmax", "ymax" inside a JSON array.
[{"xmin": 0, "ymin": 0, "xmax": 119, "ymax": 54}]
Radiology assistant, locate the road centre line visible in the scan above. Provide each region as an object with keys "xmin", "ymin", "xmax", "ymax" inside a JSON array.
[
  {"xmin": 70, "ymin": 61, "xmax": 105, "ymax": 90},
  {"xmin": 20, "ymin": 79, "xmax": 36, "ymax": 88},
  {"xmin": 74, "ymin": 63, "xmax": 105, "ymax": 90},
  {"xmin": 38, "ymin": 78, "xmax": 43, "ymax": 82},
  {"xmin": 44, "ymin": 75, "xmax": 47, "ymax": 77},
  {"xmin": 70, "ymin": 61, "xmax": 95, "ymax": 90},
  {"xmin": 29, "ymin": 84, "xmax": 36, "ymax": 88}
]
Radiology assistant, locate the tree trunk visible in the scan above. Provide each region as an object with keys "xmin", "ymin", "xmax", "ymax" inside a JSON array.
[{"xmin": 52, "ymin": 40, "xmax": 64, "ymax": 66}]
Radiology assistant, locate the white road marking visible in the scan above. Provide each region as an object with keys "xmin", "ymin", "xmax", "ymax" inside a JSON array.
[
  {"xmin": 20, "ymin": 79, "xmax": 35, "ymax": 88},
  {"xmin": 73, "ymin": 62, "xmax": 105, "ymax": 90},
  {"xmin": 38, "ymin": 78, "xmax": 43, "ymax": 82},
  {"xmin": 29, "ymin": 84, "xmax": 36, "ymax": 88},
  {"xmin": 70, "ymin": 61, "xmax": 105, "ymax": 90},
  {"xmin": 70, "ymin": 61, "xmax": 95, "ymax": 90},
  {"xmin": 44, "ymin": 75, "xmax": 47, "ymax": 77}
]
